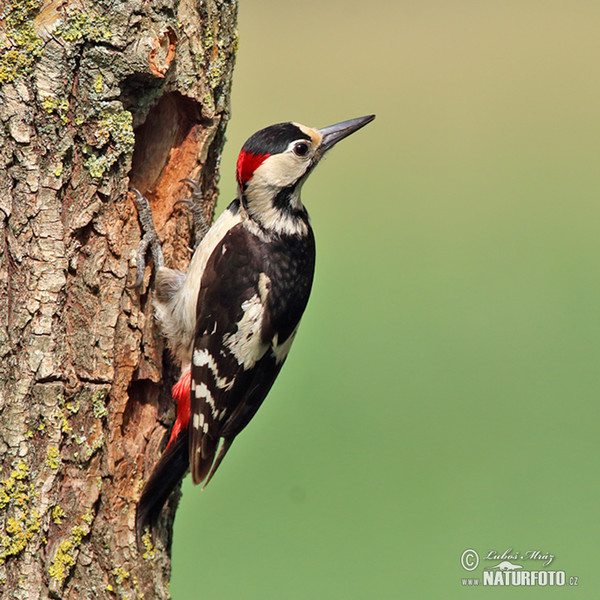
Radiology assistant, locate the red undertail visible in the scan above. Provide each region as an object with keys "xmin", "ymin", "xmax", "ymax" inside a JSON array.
[{"xmin": 166, "ymin": 371, "xmax": 191, "ymax": 449}]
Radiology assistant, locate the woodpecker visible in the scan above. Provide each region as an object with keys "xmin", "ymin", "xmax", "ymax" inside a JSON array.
[{"xmin": 135, "ymin": 114, "xmax": 375, "ymax": 541}]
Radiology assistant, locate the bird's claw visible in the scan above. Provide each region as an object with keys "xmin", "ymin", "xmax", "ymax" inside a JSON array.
[
  {"xmin": 131, "ymin": 188, "xmax": 164, "ymax": 288},
  {"xmin": 174, "ymin": 178, "xmax": 210, "ymax": 250}
]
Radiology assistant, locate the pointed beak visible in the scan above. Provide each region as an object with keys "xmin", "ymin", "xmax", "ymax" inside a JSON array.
[{"xmin": 318, "ymin": 114, "xmax": 375, "ymax": 153}]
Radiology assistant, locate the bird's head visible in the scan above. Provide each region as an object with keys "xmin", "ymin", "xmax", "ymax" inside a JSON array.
[{"xmin": 236, "ymin": 115, "xmax": 375, "ymax": 235}]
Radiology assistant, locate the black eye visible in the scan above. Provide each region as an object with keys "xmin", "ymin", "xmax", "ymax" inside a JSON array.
[{"xmin": 293, "ymin": 141, "xmax": 310, "ymax": 157}]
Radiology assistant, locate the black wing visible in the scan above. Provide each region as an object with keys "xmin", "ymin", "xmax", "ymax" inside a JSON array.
[{"xmin": 189, "ymin": 223, "xmax": 315, "ymax": 486}]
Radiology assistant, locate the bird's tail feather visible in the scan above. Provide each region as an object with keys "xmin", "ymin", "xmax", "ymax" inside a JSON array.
[{"xmin": 136, "ymin": 431, "xmax": 189, "ymax": 547}]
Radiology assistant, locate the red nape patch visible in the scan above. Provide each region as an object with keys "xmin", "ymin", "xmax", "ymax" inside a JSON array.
[
  {"xmin": 236, "ymin": 150, "xmax": 270, "ymax": 186},
  {"xmin": 166, "ymin": 371, "xmax": 191, "ymax": 449}
]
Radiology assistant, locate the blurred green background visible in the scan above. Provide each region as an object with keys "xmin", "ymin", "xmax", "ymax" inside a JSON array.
[{"xmin": 172, "ymin": 1, "xmax": 600, "ymax": 597}]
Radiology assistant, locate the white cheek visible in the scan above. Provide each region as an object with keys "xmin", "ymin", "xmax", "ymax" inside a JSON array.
[
  {"xmin": 254, "ymin": 153, "xmax": 306, "ymax": 188},
  {"xmin": 243, "ymin": 151, "xmax": 311, "ymax": 236}
]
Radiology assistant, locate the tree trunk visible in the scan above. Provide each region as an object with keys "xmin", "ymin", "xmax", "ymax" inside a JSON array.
[{"xmin": 0, "ymin": 0, "xmax": 237, "ymax": 597}]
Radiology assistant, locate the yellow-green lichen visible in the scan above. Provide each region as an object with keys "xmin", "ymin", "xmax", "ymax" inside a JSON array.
[
  {"xmin": 57, "ymin": 99, "xmax": 69, "ymax": 124},
  {"xmin": 0, "ymin": 0, "xmax": 44, "ymax": 83},
  {"xmin": 0, "ymin": 511, "xmax": 41, "ymax": 564},
  {"xmin": 0, "ymin": 462, "xmax": 30, "ymax": 509},
  {"xmin": 92, "ymin": 389, "xmax": 109, "ymax": 419},
  {"xmin": 201, "ymin": 19, "xmax": 233, "ymax": 90},
  {"xmin": 202, "ymin": 17, "xmax": 217, "ymax": 52},
  {"xmin": 0, "ymin": 462, "xmax": 41, "ymax": 564},
  {"xmin": 140, "ymin": 531, "xmax": 156, "ymax": 561},
  {"xmin": 202, "ymin": 91, "xmax": 216, "ymax": 115},
  {"xmin": 57, "ymin": 407, "xmax": 71, "ymax": 433},
  {"xmin": 133, "ymin": 574, "xmax": 144, "ymax": 599},
  {"xmin": 84, "ymin": 110, "xmax": 135, "ymax": 178},
  {"xmin": 71, "ymin": 525, "xmax": 86, "ymax": 544},
  {"xmin": 5, "ymin": 0, "xmax": 42, "ymax": 28},
  {"xmin": 45, "ymin": 446, "xmax": 60, "ymax": 470},
  {"xmin": 43, "ymin": 96, "xmax": 70, "ymax": 125},
  {"xmin": 65, "ymin": 397, "xmax": 80, "ymax": 414},
  {"xmin": 113, "ymin": 566, "xmax": 130, "ymax": 585},
  {"xmin": 48, "ymin": 537, "xmax": 76, "ymax": 584},
  {"xmin": 48, "ymin": 515, "xmax": 92, "ymax": 585},
  {"xmin": 84, "ymin": 432, "xmax": 105, "ymax": 459},
  {"xmin": 93, "ymin": 74, "xmax": 103, "ymax": 94},
  {"xmin": 43, "ymin": 96, "xmax": 58, "ymax": 113},
  {"xmin": 13, "ymin": 463, "xmax": 28, "ymax": 482},
  {"xmin": 51, "ymin": 505, "xmax": 65, "ymax": 524},
  {"xmin": 55, "ymin": 11, "xmax": 112, "ymax": 43},
  {"xmin": 53, "ymin": 395, "xmax": 72, "ymax": 435},
  {"xmin": 53, "ymin": 164, "xmax": 63, "ymax": 177},
  {"xmin": 95, "ymin": 111, "xmax": 133, "ymax": 147},
  {"xmin": 81, "ymin": 508, "xmax": 93, "ymax": 525},
  {"xmin": 207, "ymin": 62, "xmax": 225, "ymax": 89}
]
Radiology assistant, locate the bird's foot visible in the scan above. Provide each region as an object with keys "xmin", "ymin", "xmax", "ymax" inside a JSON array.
[
  {"xmin": 175, "ymin": 178, "xmax": 210, "ymax": 250},
  {"xmin": 132, "ymin": 188, "xmax": 164, "ymax": 288}
]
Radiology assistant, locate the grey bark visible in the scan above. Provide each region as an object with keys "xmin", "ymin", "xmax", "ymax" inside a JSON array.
[{"xmin": 0, "ymin": 0, "xmax": 237, "ymax": 597}]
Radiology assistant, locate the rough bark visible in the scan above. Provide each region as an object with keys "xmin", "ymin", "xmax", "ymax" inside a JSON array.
[{"xmin": 0, "ymin": 0, "xmax": 237, "ymax": 597}]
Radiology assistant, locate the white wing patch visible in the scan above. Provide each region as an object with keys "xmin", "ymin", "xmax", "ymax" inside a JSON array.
[
  {"xmin": 258, "ymin": 272, "xmax": 270, "ymax": 303},
  {"xmin": 223, "ymin": 294, "xmax": 268, "ymax": 369},
  {"xmin": 272, "ymin": 325, "xmax": 299, "ymax": 365},
  {"xmin": 192, "ymin": 381, "xmax": 216, "ymax": 427},
  {"xmin": 193, "ymin": 348, "xmax": 234, "ymax": 390}
]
